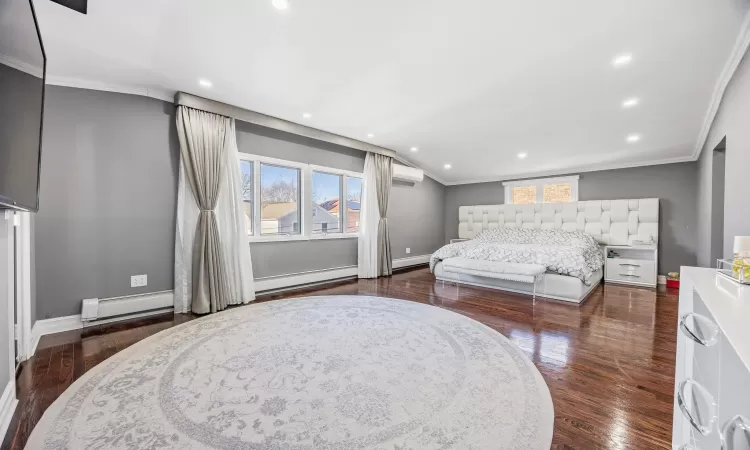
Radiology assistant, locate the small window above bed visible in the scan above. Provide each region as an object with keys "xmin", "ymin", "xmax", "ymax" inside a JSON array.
[{"xmin": 503, "ymin": 175, "xmax": 579, "ymax": 204}]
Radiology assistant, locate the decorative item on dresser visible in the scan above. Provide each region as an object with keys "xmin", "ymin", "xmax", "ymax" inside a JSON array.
[
  {"xmin": 435, "ymin": 198, "xmax": 659, "ymax": 303},
  {"xmin": 673, "ymin": 267, "xmax": 750, "ymax": 450}
]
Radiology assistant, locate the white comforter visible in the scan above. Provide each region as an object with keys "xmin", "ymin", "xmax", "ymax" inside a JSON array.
[{"xmin": 430, "ymin": 228, "xmax": 604, "ymax": 285}]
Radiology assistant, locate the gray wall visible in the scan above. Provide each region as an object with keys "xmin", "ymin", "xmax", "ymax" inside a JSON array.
[
  {"xmin": 236, "ymin": 121, "xmax": 445, "ymax": 278},
  {"xmin": 697, "ymin": 49, "xmax": 750, "ymax": 267},
  {"xmin": 445, "ymin": 162, "xmax": 698, "ymax": 274},
  {"xmin": 33, "ymin": 88, "xmax": 446, "ymax": 318},
  {"xmin": 0, "ymin": 215, "xmax": 11, "ymax": 398},
  {"xmin": 0, "ymin": 63, "xmax": 43, "ymax": 209},
  {"xmin": 34, "ymin": 86, "xmax": 179, "ymax": 319}
]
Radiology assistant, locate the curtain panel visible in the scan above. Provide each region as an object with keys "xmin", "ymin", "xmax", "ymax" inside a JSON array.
[
  {"xmin": 358, "ymin": 152, "xmax": 393, "ymax": 278},
  {"xmin": 174, "ymin": 106, "xmax": 255, "ymax": 314}
]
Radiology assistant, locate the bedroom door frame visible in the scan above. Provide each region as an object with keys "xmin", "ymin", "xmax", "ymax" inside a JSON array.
[{"xmin": 14, "ymin": 211, "xmax": 33, "ymax": 363}]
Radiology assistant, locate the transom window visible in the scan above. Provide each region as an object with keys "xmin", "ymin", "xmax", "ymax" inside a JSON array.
[
  {"xmin": 503, "ymin": 175, "xmax": 579, "ymax": 204},
  {"xmin": 238, "ymin": 153, "xmax": 363, "ymax": 242}
]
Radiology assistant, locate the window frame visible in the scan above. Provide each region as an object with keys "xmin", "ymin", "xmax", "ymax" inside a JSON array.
[
  {"xmin": 237, "ymin": 152, "xmax": 363, "ymax": 242},
  {"xmin": 502, "ymin": 175, "xmax": 579, "ymax": 204}
]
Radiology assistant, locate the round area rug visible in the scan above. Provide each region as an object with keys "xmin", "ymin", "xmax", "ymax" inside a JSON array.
[{"xmin": 27, "ymin": 296, "xmax": 554, "ymax": 449}]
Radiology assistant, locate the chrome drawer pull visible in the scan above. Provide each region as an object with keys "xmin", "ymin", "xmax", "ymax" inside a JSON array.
[
  {"xmin": 677, "ymin": 378, "xmax": 717, "ymax": 436},
  {"xmin": 619, "ymin": 263, "xmax": 641, "ymax": 267},
  {"xmin": 619, "ymin": 273, "xmax": 641, "ymax": 278},
  {"xmin": 721, "ymin": 415, "xmax": 750, "ymax": 450},
  {"xmin": 679, "ymin": 312, "xmax": 719, "ymax": 347}
]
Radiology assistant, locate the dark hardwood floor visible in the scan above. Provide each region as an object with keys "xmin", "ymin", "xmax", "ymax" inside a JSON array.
[{"xmin": 2, "ymin": 267, "xmax": 679, "ymax": 449}]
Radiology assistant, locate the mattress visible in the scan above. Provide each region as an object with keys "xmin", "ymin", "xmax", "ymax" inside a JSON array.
[{"xmin": 434, "ymin": 262, "xmax": 602, "ymax": 304}]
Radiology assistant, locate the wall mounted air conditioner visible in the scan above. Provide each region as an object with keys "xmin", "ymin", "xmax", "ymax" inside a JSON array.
[{"xmin": 393, "ymin": 164, "xmax": 424, "ymax": 183}]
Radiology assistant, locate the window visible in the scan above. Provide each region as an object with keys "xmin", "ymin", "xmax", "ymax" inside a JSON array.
[
  {"xmin": 238, "ymin": 153, "xmax": 363, "ymax": 242},
  {"xmin": 503, "ymin": 175, "xmax": 578, "ymax": 204},
  {"xmin": 240, "ymin": 160, "xmax": 253, "ymax": 235},
  {"xmin": 260, "ymin": 163, "xmax": 301, "ymax": 236},
  {"xmin": 346, "ymin": 176, "xmax": 362, "ymax": 233},
  {"xmin": 312, "ymin": 171, "xmax": 342, "ymax": 234}
]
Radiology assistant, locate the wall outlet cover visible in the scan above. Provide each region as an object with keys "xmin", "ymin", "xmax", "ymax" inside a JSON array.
[
  {"xmin": 131, "ymin": 274, "xmax": 148, "ymax": 288},
  {"xmin": 406, "ymin": 248, "xmax": 411, "ymax": 254}
]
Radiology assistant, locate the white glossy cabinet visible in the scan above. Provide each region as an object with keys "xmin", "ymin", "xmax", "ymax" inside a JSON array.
[{"xmin": 673, "ymin": 268, "xmax": 750, "ymax": 450}]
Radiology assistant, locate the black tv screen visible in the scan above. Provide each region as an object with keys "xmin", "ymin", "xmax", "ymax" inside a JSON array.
[{"xmin": 0, "ymin": 0, "xmax": 46, "ymax": 212}]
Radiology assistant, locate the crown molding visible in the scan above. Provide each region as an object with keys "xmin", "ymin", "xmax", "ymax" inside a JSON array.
[
  {"xmin": 692, "ymin": 8, "xmax": 750, "ymax": 160},
  {"xmin": 45, "ymin": 75, "xmax": 175, "ymax": 102},
  {"xmin": 442, "ymin": 155, "xmax": 694, "ymax": 186},
  {"xmin": 0, "ymin": 53, "xmax": 43, "ymax": 78}
]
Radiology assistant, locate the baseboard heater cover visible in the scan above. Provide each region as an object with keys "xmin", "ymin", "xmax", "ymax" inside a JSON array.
[{"xmin": 81, "ymin": 291, "xmax": 174, "ymax": 323}]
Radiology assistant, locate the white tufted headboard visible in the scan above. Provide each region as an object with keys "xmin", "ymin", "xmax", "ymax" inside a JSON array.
[{"xmin": 458, "ymin": 199, "xmax": 659, "ymax": 246}]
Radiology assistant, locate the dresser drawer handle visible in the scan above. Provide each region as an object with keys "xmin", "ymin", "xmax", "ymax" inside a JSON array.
[
  {"xmin": 680, "ymin": 313, "xmax": 719, "ymax": 347},
  {"xmin": 721, "ymin": 415, "xmax": 750, "ymax": 450},
  {"xmin": 619, "ymin": 273, "xmax": 641, "ymax": 278},
  {"xmin": 619, "ymin": 263, "xmax": 641, "ymax": 267},
  {"xmin": 677, "ymin": 378, "xmax": 716, "ymax": 436}
]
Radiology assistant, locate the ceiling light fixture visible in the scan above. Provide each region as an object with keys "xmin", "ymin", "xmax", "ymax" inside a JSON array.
[
  {"xmin": 444, "ymin": 164, "xmax": 452, "ymax": 170},
  {"xmin": 517, "ymin": 152, "xmax": 528, "ymax": 159},
  {"xmin": 410, "ymin": 147, "xmax": 419, "ymax": 152},
  {"xmin": 612, "ymin": 53, "xmax": 633, "ymax": 67},
  {"xmin": 626, "ymin": 134, "xmax": 641, "ymax": 143},
  {"xmin": 272, "ymin": 0, "xmax": 289, "ymax": 10},
  {"xmin": 367, "ymin": 133, "xmax": 374, "ymax": 138},
  {"xmin": 302, "ymin": 112, "xmax": 312, "ymax": 119},
  {"xmin": 199, "ymin": 79, "xmax": 212, "ymax": 88},
  {"xmin": 622, "ymin": 97, "xmax": 639, "ymax": 108}
]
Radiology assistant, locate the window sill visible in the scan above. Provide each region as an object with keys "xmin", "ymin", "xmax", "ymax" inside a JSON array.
[
  {"xmin": 248, "ymin": 234, "xmax": 307, "ymax": 243},
  {"xmin": 309, "ymin": 233, "xmax": 358, "ymax": 240},
  {"xmin": 248, "ymin": 233, "xmax": 359, "ymax": 243}
]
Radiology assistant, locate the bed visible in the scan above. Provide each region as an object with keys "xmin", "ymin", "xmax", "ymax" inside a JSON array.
[{"xmin": 432, "ymin": 199, "xmax": 659, "ymax": 303}]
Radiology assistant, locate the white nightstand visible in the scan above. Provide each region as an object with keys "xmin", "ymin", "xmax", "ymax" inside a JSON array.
[
  {"xmin": 604, "ymin": 244, "xmax": 658, "ymax": 287},
  {"xmin": 450, "ymin": 238, "xmax": 470, "ymax": 244}
]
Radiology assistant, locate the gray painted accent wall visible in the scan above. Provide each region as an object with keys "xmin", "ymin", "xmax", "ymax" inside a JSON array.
[
  {"xmin": 34, "ymin": 86, "xmax": 179, "ymax": 319},
  {"xmin": 697, "ymin": 49, "xmax": 750, "ymax": 267},
  {"xmin": 0, "ymin": 215, "xmax": 11, "ymax": 399},
  {"xmin": 445, "ymin": 162, "xmax": 699, "ymax": 274},
  {"xmin": 32, "ymin": 87, "xmax": 446, "ymax": 318}
]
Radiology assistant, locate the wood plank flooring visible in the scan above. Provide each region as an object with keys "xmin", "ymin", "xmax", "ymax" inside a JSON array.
[{"xmin": 1, "ymin": 267, "xmax": 679, "ymax": 449}]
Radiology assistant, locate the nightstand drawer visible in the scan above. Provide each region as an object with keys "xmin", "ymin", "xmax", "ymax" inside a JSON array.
[{"xmin": 606, "ymin": 258, "xmax": 656, "ymax": 285}]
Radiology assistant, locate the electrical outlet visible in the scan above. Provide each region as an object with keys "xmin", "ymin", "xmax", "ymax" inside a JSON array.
[
  {"xmin": 406, "ymin": 248, "xmax": 411, "ymax": 254},
  {"xmin": 131, "ymin": 274, "xmax": 147, "ymax": 288}
]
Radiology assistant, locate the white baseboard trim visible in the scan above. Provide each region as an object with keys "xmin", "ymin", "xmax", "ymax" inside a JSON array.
[
  {"xmin": 0, "ymin": 381, "xmax": 18, "ymax": 444},
  {"xmin": 33, "ymin": 314, "xmax": 83, "ymax": 338},
  {"xmin": 392, "ymin": 254, "xmax": 431, "ymax": 268},
  {"xmin": 255, "ymin": 255, "xmax": 431, "ymax": 294}
]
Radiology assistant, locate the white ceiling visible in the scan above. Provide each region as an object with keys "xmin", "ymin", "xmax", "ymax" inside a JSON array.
[{"xmin": 33, "ymin": 0, "xmax": 750, "ymax": 184}]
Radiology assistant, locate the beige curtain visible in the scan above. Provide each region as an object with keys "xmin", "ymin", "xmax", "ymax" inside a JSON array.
[
  {"xmin": 176, "ymin": 106, "xmax": 232, "ymax": 314},
  {"xmin": 374, "ymin": 153, "xmax": 393, "ymax": 276}
]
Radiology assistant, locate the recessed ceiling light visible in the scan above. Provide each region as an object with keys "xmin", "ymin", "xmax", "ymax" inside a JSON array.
[
  {"xmin": 199, "ymin": 79, "xmax": 212, "ymax": 88},
  {"xmin": 272, "ymin": 0, "xmax": 289, "ymax": 10},
  {"xmin": 367, "ymin": 133, "xmax": 374, "ymax": 138},
  {"xmin": 302, "ymin": 112, "xmax": 312, "ymax": 119},
  {"xmin": 626, "ymin": 134, "xmax": 641, "ymax": 143},
  {"xmin": 517, "ymin": 152, "xmax": 528, "ymax": 159},
  {"xmin": 444, "ymin": 164, "xmax": 452, "ymax": 170},
  {"xmin": 410, "ymin": 147, "xmax": 419, "ymax": 152},
  {"xmin": 612, "ymin": 53, "xmax": 633, "ymax": 67},
  {"xmin": 622, "ymin": 97, "xmax": 639, "ymax": 108}
]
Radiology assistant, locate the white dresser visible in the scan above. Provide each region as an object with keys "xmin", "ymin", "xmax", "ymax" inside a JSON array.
[{"xmin": 673, "ymin": 267, "xmax": 750, "ymax": 450}]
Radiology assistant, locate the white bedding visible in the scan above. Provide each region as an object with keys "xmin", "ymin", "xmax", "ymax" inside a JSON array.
[{"xmin": 431, "ymin": 228, "xmax": 604, "ymax": 285}]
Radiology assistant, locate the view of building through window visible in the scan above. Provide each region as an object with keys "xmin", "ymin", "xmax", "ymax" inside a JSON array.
[
  {"xmin": 346, "ymin": 177, "xmax": 362, "ymax": 233},
  {"xmin": 260, "ymin": 163, "xmax": 300, "ymax": 235},
  {"xmin": 312, "ymin": 171, "xmax": 342, "ymax": 234},
  {"xmin": 543, "ymin": 183, "xmax": 572, "ymax": 203}
]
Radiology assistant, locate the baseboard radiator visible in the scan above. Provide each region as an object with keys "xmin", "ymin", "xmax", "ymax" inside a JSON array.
[{"xmin": 80, "ymin": 291, "xmax": 174, "ymax": 324}]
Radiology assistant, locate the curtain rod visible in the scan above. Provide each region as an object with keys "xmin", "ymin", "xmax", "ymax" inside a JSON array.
[{"xmin": 174, "ymin": 92, "xmax": 396, "ymax": 158}]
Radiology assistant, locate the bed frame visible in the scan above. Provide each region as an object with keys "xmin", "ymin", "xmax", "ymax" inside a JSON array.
[{"xmin": 436, "ymin": 198, "xmax": 659, "ymax": 303}]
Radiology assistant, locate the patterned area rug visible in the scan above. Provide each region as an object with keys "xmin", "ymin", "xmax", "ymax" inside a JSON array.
[{"xmin": 27, "ymin": 296, "xmax": 554, "ymax": 449}]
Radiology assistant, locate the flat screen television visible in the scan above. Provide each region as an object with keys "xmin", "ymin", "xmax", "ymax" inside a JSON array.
[{"xmin": 0, "ymin": 0, "xmax": 46, "ymax": 212}]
